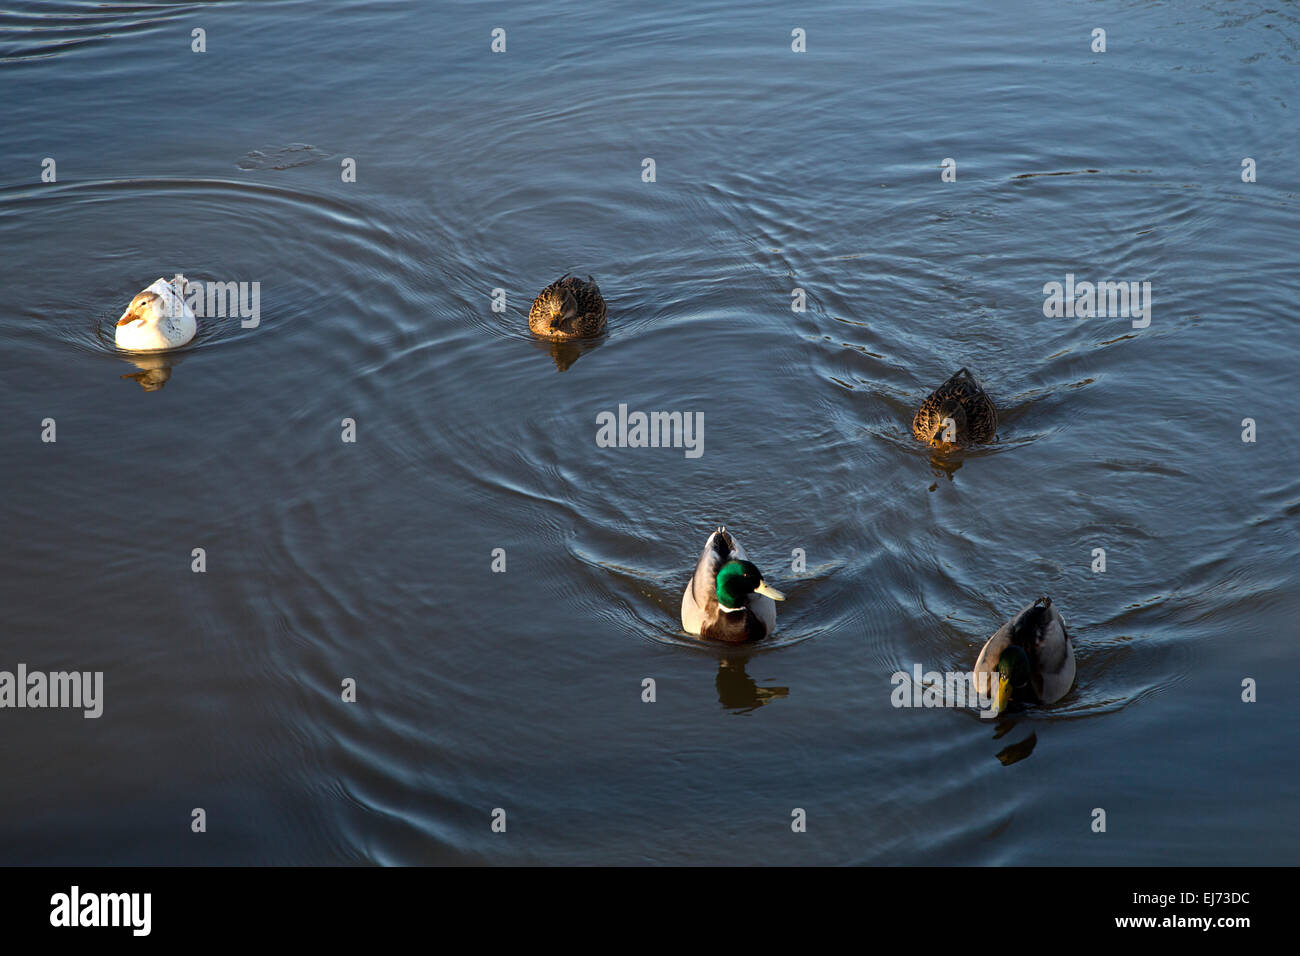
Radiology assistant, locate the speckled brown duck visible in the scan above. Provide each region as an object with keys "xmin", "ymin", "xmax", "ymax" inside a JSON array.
[
  {"xmin": 912, "ymin": 367, "xmax": 997, "ymax": 445},
  {"xmin": 528, "ymin": 273, "xmax": 607, "ymax": 340}
]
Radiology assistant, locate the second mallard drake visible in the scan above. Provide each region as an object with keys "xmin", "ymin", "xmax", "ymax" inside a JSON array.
[
  {"xmin": 528, "ymin": 273, "xmax": 606, "ymax": 340},
  {"xmin": 973, "ymin": 596, "xmax": 1076, "ymax": 715},
  {"xmin": 681, "ymin": 526, "xmax": 786, "ymax": 644},
  {"xmin": 912, "ymin": 367, "xmax": 997, "ymax": 445}
]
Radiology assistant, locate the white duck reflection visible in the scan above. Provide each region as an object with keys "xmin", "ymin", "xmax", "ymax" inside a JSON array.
[{"xmin": 118, "ymin": 352, "xmax": 178, "ymax": 391}]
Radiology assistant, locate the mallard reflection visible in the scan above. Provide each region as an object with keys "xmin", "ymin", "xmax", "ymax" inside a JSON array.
[
  {"xmin": 715, "ymin": 656, "xmax": 789, "ymax": 714},
  {"xmin": 995, "ymin": 729, "xmax": 1038, "ymax": 766}
]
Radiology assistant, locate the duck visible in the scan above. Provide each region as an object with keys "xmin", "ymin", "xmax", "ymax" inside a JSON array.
[
  {"xmin": 973, "ymin": 596, "xmax": 1075, "ymax": 715},
  {"xmin": 912, "ymin": 367, "xmax": 997, "ymax": 445},
  {"xmin": 681, "ymin": 526, "xmax": 785, "ymax": 643},
  {"xmin": 528, "ymin": 273, "xmax": 606, "ymax": 340},
  {"xmin": 115, "ymin": 276, "xmax": 196, "ymax": 352}
]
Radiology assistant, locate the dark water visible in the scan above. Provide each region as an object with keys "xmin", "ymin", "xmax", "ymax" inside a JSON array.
[{"xmin": 2, "ymin": 0, "xmax": 1298, "ymax": 865}]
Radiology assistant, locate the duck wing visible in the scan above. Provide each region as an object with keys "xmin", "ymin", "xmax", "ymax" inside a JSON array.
[
  {"xmin": 745, "ymin": 588, "xmax": 778, "ymax": 638},
  {"xmin": 681, "ymin": 526, "xmax": 743, "ymax": 634},
  {"xmin": 946, "ymin": 368, "xmax": 997, "ymax": 441},
  {"xmin": 1018, "ymin": 596, "xmax": 1074, "ymax": 704}
]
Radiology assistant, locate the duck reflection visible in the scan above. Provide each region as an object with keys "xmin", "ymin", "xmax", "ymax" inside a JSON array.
[
  {"xmin": 537, "ymin": 335, "xmax": 604, "ymax": 372},
  {"xmin": 118, "ymin": 352, "xmax": 179, "ymax": 392},
  {"xmin": 927, "ymin": 450, "xmax": 963, "ymax": 485},
  {"xmin": 991, "ymin": 719, "xmax": 1037, "ymax": 766},
  {"xmin": 716, "ymin": 655, "xmax": 789, "ymax": 714}
]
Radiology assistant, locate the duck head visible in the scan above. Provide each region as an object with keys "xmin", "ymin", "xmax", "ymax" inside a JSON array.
[
  {"xmin": 543, "ymin": 289, "xmax": 579, "ymax": 335},
  {"xmin": 926, "ymin": 399, "xmax": 968, "ymax": 444},
  {"xmin": 993, "ymin": 645, "xmax": 1032, "ymax": 714},
  {"xmin": 116, "ymin": 290, "xmax": 166, "ymax": 328},
  {"xmin": 715, "ymin": 559, "xmax": 785, "ymax": 612}
]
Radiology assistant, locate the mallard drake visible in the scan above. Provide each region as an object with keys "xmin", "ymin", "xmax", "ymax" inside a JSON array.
[
  {"xmin": 681, "ymin": 526, "xmax": 785, "ymax": 644},
  {"xmin": 115, "ymin": 276, "xmax": 196, "ymax": 352},
  {"xmin": 973, "ymin": 596, "xmax": 1075, "ymax": 715},
  {"xmin": 528, "ymin": 273, "xmax": 606, "ymax": 340},
  {"xmin": 912, "ymin": 367, "xmax": 997, "ymax": 444}
]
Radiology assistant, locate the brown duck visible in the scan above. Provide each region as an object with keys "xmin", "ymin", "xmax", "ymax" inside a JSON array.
[
  {"xmin": 912, "ymin": 367, "xmax": 997, "ymax": 445},
  {"xmin": 528, "ymin": 273, "xmax": 607, "ymax": 340}
]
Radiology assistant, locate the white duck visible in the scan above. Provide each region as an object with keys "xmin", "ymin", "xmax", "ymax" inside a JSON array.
[{"xmin": 115, "ymin": 275, "xmax": 196, "ymax": 351}]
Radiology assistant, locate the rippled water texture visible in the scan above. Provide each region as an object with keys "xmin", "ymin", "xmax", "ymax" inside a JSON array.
[{"xmin": 1, "ymin": 0, "xmax": 1297, "ymax": 864}]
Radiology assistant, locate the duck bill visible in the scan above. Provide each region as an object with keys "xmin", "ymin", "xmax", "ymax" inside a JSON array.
[
  {"xmin": 995, "ymin": 674, "xmax": 1011, "ymax": 714},
  {"xmin": 116, "ymin": 307, "xmax": 140, "ymax": 326},
  {"xmin": 755, "ymin": 581, "xmax": 785, "ymax": 601}
]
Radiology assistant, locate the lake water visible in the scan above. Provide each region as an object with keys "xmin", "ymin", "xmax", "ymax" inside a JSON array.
[{"xmin": 1, "ymin": 0, "xmax": 1297, "ymax": 865}]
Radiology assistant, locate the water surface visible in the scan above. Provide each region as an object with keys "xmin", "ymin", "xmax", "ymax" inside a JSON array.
[{"xmin": 1, "ymin": 0, "xmax": 1298, "ymax": 864}]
